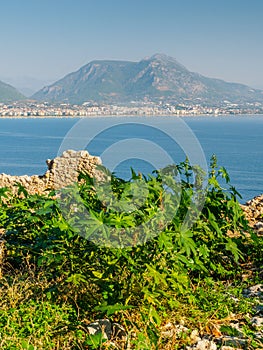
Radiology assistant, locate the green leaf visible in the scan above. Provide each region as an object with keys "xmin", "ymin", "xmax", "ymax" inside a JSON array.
[
  {"xmin": 94, "ymin": 303, "xmax": 133, "ymax": 316},
  {"xmin": 66, "ymin": 273, "xmax": 87, "ymax": 285}
]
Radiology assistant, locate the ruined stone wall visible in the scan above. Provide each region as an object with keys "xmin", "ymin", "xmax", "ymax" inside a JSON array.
[
  {"xmin": 0, "ymin": 150, "xmax": 101, "ymax": 194},
  {"xmin": 0, "ymin": 151, "xmax": 263, "ymax": 236}
]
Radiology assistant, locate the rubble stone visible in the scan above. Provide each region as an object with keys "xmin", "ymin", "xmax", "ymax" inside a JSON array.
[
  {"xmin": 241, "ymin": 194, "xmax": 263, "ymax": 235},
  {"xmin": 0, "ymin": 150, "xmax": 101, "ymax": 195}
]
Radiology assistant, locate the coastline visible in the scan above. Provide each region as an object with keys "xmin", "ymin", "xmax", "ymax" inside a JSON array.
[{"xmin": 1, "ymin": 113, "xmax": 263, "ymax": 119}]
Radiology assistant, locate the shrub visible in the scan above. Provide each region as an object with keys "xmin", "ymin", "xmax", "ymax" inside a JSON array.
[{"xmin": 1, "ymin": 157, "xmax": 252, "ymax": 311}]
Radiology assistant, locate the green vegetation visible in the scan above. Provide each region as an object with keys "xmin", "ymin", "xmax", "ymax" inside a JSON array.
[
  {"xmin": 0, "ymin": 80, "xmax": 25, "ymax": 103},
  {"xmin": 0, "ymin": 157, "xmax": 262, "ymax": 349}
]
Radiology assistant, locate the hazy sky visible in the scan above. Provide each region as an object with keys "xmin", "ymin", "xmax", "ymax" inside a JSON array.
[{"xmin": 1, "ymin": 0, "xmax": 263, "ymax": 89}]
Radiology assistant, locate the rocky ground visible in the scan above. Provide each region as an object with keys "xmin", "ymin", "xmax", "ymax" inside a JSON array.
[
  {"xmin": 86, "ymin": 285, "xmax": 263, "ymax": 349},
  {"xmin": 241, "ymin": 195, "xmax": 263, "ymax": 236},
  {"xmin": 0, "ymin": 154, "xmax": 262, "ymax": 349},
  {"xmin": 80, "ymin": 194, "xmax": 263, "ymax": 349}
]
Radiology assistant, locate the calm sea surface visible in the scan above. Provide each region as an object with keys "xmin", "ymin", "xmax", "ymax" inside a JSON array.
[{"xmin": 0, "ymin": 115, "xmax": 262, "ymax": 203}]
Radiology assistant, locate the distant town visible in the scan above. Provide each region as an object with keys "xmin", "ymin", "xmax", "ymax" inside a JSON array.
[{"xmin": 0, "ymin": 100, "xmax": 263, "ymax": 117}]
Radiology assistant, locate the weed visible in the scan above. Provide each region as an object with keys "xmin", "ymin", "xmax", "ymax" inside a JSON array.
[{"xmin": 0, "ymin": 157, "xmax": 261, "ymax": 348}]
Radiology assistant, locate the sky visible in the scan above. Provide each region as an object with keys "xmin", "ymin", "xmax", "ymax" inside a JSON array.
[{"xmin": 0, "ymin": 0, "xmax": 263, "ymax": 92}]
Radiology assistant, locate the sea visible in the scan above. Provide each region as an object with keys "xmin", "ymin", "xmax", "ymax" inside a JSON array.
[{"xmin": 0, "ymin": 114, "xmax": 262, "ymax": 203}]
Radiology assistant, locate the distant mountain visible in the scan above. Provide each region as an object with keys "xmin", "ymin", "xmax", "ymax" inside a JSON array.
[
  {"xmin": 0, "ymin": 80, "xmax": 25, "ymax": 102},
  {"xmin": 32, "ymin": 54, "xmax": 263, "ymax": 105},
  {"xmin": 0, "ymin": 76, "xmax": 54, "ymax": 97}
]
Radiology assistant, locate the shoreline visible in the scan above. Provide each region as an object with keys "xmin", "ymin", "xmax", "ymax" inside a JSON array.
[{"xmin": 1, "ymin": 113, "xmax": 263, "ymax": 119}]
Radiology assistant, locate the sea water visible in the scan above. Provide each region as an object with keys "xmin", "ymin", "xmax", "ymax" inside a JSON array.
[{"xmin": 0, "ymin": 115, "xmax": 262, "ymax": 203}]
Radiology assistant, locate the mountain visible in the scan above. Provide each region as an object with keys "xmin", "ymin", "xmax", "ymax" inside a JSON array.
[
  {"xmin": 0, "ymin": 76, "xmax": 54, "ymax": 97},
  {"xmin": 32, "ymin": 54, "xmax": 263, "ymax": 105},
  {"xmin": 0, "ymin": 80, "xmax": 25, "ymax": 102}
]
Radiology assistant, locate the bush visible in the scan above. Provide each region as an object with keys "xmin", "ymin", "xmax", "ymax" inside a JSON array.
[
  {"xmin": 0, "ymin": 157, "xmax": 252, "ymax": 309},
  {"xmin": 1, "ymin": 157, "xmax": 262, "ymax": 348}
]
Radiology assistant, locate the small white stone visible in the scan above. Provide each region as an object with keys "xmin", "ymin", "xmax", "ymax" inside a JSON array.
[
  {"xmin": 80, "ymin": 150, "xmax": 89, "ymax": 157},
  {"xmin": 86, "ymin": 319, "xmax": 112, "ymax": 340},
  {"xmin": 193, "ymin": 339, "xmax": 217, "ymax": 350},
  {"xmin": 251, "ymin": 316, "xmax": 263, "ymax": 328},
  {"xmin": 190, "ymin": 329, "xmax": 201, "ymax": 343}
]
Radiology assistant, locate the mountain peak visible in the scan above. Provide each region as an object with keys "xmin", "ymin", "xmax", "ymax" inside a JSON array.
[
  {"xmin": 32, "ymin": 54, "xmax": 263, "ymax": 105},
  {"xmin": 150, "ymin": 53, "xmax": 175, "ymax": 61},
  {"xmin": 142, "ymin": 53, "xmax": 188, "ymax": 71},
  {"xmin": 142, "ymin": 53, "xmax": 177, "ymax": 63}
]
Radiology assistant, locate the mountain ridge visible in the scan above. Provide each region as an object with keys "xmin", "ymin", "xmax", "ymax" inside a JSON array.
[
  {"xmin": 0, "ymin": 80, "xmax": 25, "ymax": 103},
  {"xmin": 32, "ymin": 54, "xmax": 263, "ymax": 105}
]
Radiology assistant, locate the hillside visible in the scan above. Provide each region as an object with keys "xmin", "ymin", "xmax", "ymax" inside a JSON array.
[
  {"xmin": 0, "ymin": 154, "xmax": 262, "ymax": 348},
  {"xmin": 0, "ymin": 80, "xmax": 25, "ymax": 102},
  {"xmin": 32, "ymin": 53, "xmax": 263, "ymax": 105}
]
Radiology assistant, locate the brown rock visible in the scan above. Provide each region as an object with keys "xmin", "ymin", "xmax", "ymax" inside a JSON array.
[
  {"xmin": 241, "ymin": 194, "xmax": 263, "ymax": 235},
  {"xmin": 0, "ymin": 150, "xmax": 101, "ymax": 195}
]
